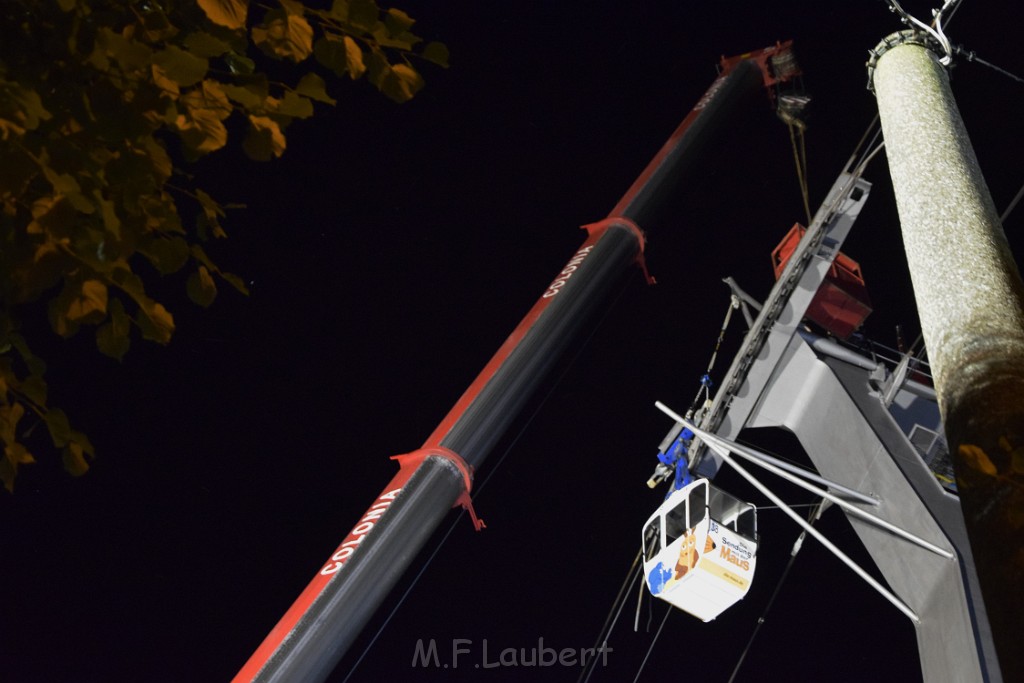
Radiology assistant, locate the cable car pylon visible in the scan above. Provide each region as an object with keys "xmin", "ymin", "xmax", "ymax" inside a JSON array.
[{"xmin": 871, "ymin": 27, "xmax": 1024, "ymax": 681}]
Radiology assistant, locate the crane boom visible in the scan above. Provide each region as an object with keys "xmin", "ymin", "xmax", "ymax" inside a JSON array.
[{"xmin": 234, "ymin": 43, "xmax": 798, "ymax": 683}]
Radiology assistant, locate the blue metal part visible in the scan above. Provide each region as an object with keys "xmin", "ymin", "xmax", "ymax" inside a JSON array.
[{"xmin": 658, "ymin": 428, "xmax": 695, "ymax": 495}]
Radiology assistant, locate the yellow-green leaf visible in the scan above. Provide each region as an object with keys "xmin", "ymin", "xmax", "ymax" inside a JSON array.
[
  {"xmin": 72, "ymin": 430, "xmax": 95, "ymax": 458},
  {"xmin": 0, "ymin": 80, "xmax": 52, "ymax": 135},
  {"xmin": 63, "ymin": 440, "xmax": 90, "ymax": 476},
  {"xmin": 295, "ymin": 73, "xmax": 336, "ymax": 105},
  {"xmin": 276, "ymin": 91, "xmax": 313, "ymax": 118},
  {"xmin": 94, "ymin": 28, "xmax": 153, "ymax": 72},
  {"xmin": 385, "ymin": 8, "xmax": 415, "ymax": 35},
  {"xmin": 198, "ymin": 0, "xmax": 249, "ymax": 30},
  {"xmin": 313, "ymin": 35, "xmax": 348, "ymax": 78},
  {"xmin": 48, "ymin": 297, "xmax": 80, "ymax": 338},
  {"xmin": 0, "ymin": 403, "xmax": 25, "ymax": 445},
  {"xmin": 66, "ymin": 280, "xmax": 108, "ymax": 323},
  {"xmin": 140, "ymin": 236, "xmax": 190, "ymax": 274},
  {"xmin": 373, "ymin": 32, "xmax": 417, "ymax": 52},
  {"xmin": 221, "ymin": 82, "xmax": 266, "ymax": 110},
  {"xmin": 422, "ymin": 41, "xmax": 450, "ymax": 68},
  {"xmin": 224, "ymin": 51, "xmax": 256, "ymax": 75},
  {"xmin": 183, "ymin": 31, "xmax": 232, "ymax": 58},
  {"xmin": 327, "ymin": 0, "xmax": 349, "ymax": 21},
  {"xmin": 50, "ymin": 277, "xmax": 106, "ymax": 333},
  {"xmin": 137, "ymin": 301, "xmax": 175, "ymax": 344},
  {"xmin": 95, "ymin": 192, "xmax": 122, "ymax": 238},
  {"xmin": 188, "ymin": 79, "xmax": 232, "ymax": 120},
  {"xmin": 176, "ymin": 80, "xmax": 231, "ymax": 156},
  {"xmin": 10, "ymin": 335, "xmax": 45, "ymax": 377},
  {"xmin": 141, "ymin": 136, "xmax": 173, "ymax": 182},
  {"xmin": 111, "ymin": 264, "xmax": 147, "ymax": 301},
  {"xmin": 343, "ymin": 36, "xmax": 366, "ymax": 79},
  {"xmin": 42, "ymin": 167, "xmax": 82, "ymax": 196},
  {"xmin": 2, "ymin": 443, "xmax": 34, "ymax": 492},
  {"xmin": 7, "ymin": 443, "xmax": 34, "ymax": 465},
  {"xmin": 18, "ymin": 374, "xmax": 47, "ymax": 408},
  {"xmin": 150, "ymin": 63, "xmax": 182, "ymax": 99},
  {"xmin": 190, "ymin": 243, "xmax": 216, "ymax": 271},
  {"xmin": 194, "ymin": 189, "xmax": 228, "ymax": 238},
  {"xmin": 139, "ymin": 193, "xmax": 185, "ymax": 234},
  {"xmin": 219, "ymin": 271, "xmax": 250, "ymax": 295},
  {"xmin": 196, "ymin": 189, "xmax": 226, "ymax": 219},
  {"xmin": 187, "ymin": 265, "xmax": 218, "ymax": 307},
  {"xmin": 153, "ymin": 45, "xmax": 210, "ymax": 89},
  {"xmin": 242, "ymin": 115, "xmax": 286, "ymax": 161},
  {"xmin": 45, "ymin": 408, "xmax": 72, "ymax": 447},
  {"xmin": 347, "ymin": 0, "xmax": 379, "ymax": 31},
  {"xmin": 380, "ymin": 63, "xmax": 423, "ymax": 103},
  {"xmin": 27, "ymin": 196, "xmax": 62, "ymax": 234},
  {"xmin": 252, "ymin": 11, "xmax": 314, "ymax": 63},
  {"xmin": 138, "ymin": 6, "xmax": 179, "ymax": 43},
  {"xmin": 97, "ymin": 298, "xmax": 131, "ymax": 361}
]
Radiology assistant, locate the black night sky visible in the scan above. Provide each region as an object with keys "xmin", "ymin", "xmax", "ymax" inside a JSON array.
[{"xmin": 4, "ymin": 2, "xmax": 1024, "ymax": 682}]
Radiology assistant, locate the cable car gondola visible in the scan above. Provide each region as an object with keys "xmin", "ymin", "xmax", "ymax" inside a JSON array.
[{"xmin": 641, "ymin": 478, "xmax": 758, "ymax": 621}]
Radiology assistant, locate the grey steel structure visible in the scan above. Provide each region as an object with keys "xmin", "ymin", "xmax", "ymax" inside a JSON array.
[{"xmin": 676, "ymin": 168, "xmax": 1001, "ymax": 681}]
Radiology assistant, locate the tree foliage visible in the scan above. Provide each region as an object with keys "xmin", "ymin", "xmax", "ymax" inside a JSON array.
[{"xmin": 0, "ymin": 0, "xmax": 447, "ymax": 491}]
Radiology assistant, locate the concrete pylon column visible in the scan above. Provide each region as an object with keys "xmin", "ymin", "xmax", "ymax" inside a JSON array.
[{"xmin": 871, "ymin": 30, "xmax": 1024, "ymax": 682}]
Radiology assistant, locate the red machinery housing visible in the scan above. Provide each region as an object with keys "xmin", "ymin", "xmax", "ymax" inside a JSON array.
[{"xmin": 772, "ymin": 223, "xmax": 872, "ymax": 339}]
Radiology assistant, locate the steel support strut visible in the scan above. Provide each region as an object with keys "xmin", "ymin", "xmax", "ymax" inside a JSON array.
[{"xmin": 235, "ymin": 45, "xmax": 793, "ymax": 683}]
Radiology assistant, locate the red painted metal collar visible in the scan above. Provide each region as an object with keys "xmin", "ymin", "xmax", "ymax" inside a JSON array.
[
  {"xmin": 391, "ymin": 447, "xmax": 486, "ymax": 531},
  {"xmin": 583, "ymin": 216, "xmax": 656, "ymax": 285}
]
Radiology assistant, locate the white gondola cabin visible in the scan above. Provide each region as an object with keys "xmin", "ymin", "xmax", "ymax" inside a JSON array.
[{"xmin": 641, "ymin": 478, "xmax": 758, "ymax": 621}]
